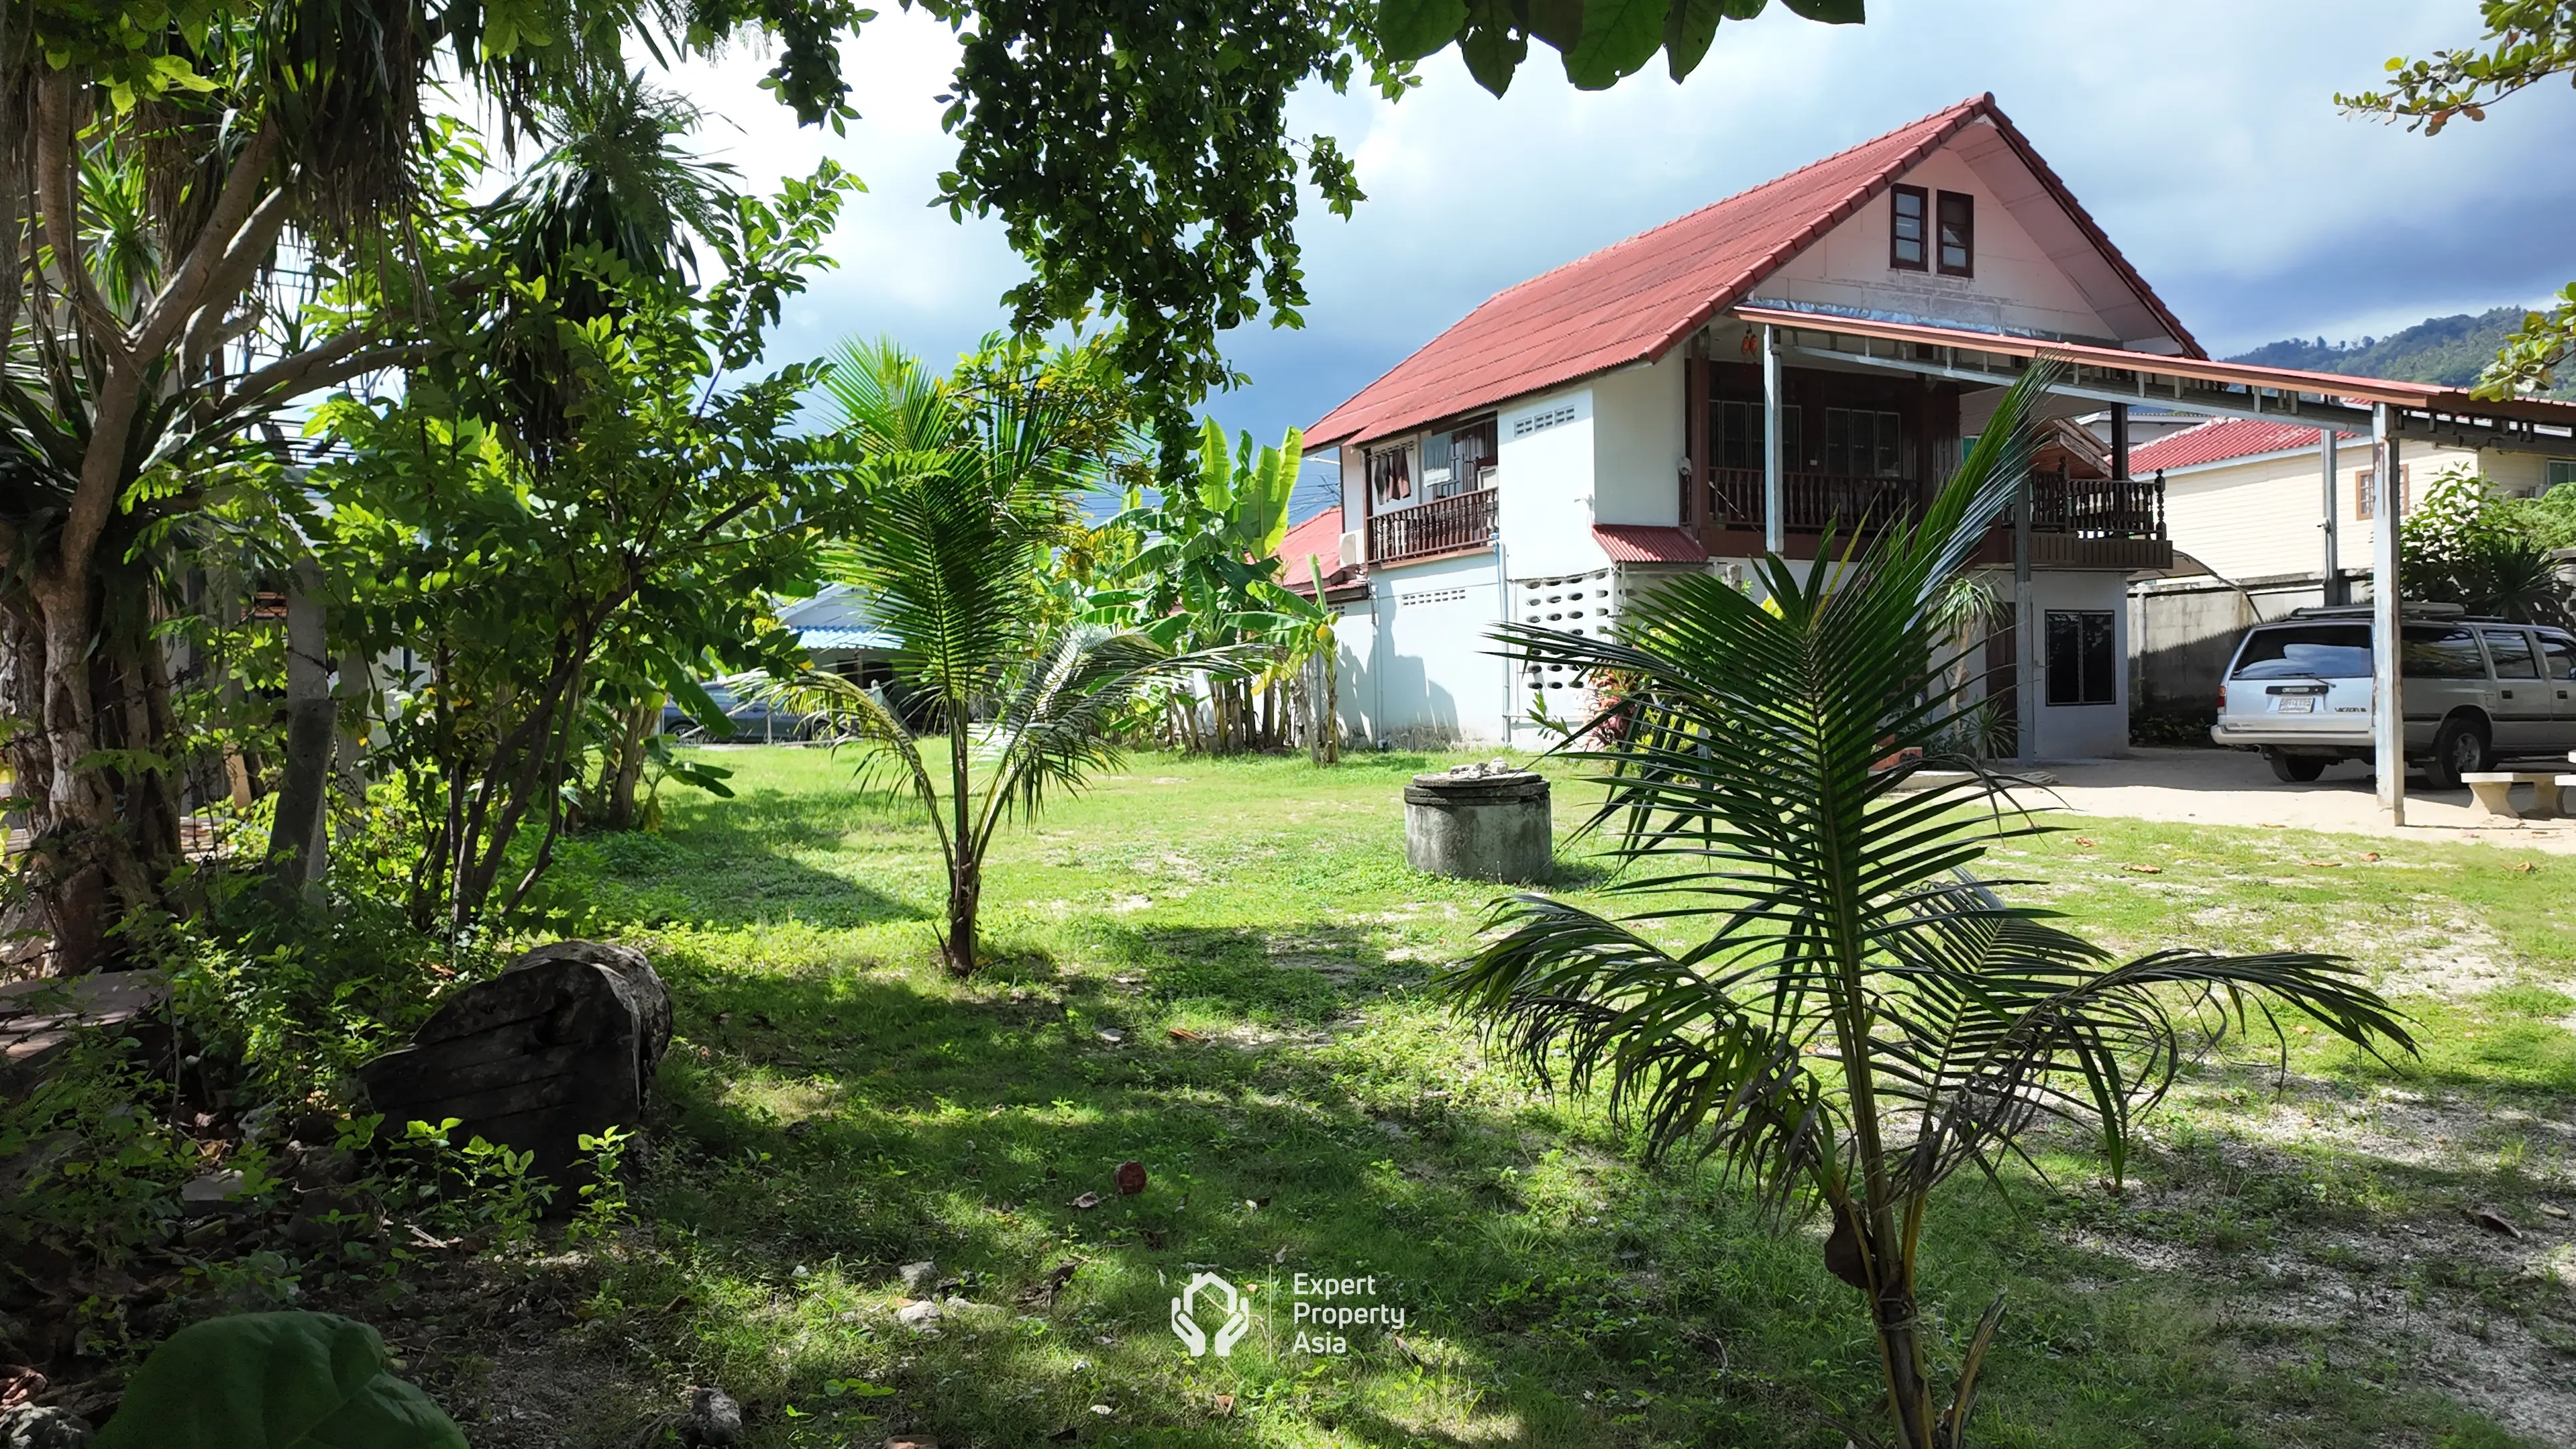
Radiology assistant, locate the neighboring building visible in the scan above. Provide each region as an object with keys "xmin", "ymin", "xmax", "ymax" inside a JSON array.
[
  {"xmin": 1283, "ymin": 93, "xmax": 2576, "ymax": 759},
  {"xmin": 2074, "ymin": 405, "xmax": 2200, "ymax": 448},
  {"xmin": 2137, "ymin": 419, "xmax": 2574, "ymax": 588},
  {"xmin": 780, "ymin": 584, "xmax": 899, "ymax": 681},
  {"xmin": 2124, "ymin": 419, "xmax": 2576, "ymax": 717}
]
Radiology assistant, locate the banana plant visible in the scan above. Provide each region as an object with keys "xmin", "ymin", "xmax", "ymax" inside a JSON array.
[
  {"xmin": 1091, "ymin": 418, "xmax": 1318, "ymax": 753},
  {"xmin": 1442, "ymin": 362, "xmax": 2414, "ymax": 1448}
]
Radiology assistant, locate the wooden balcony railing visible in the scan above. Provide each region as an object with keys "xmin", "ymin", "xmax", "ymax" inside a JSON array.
[
  {"xmin": 1370, "ymin": 488, "xmax": 1497, "ymax": 564},
  {"xmin": 1701, "ymin": 466, "xmax": 2165, "ymax": 541},
  {"xmin": 1707, "ymin": 468, "xmax": 1923, "ymax": 534},
  {"xmin": 2029, "ymin": 468, "xmax": 2164, "ymax": 539}
]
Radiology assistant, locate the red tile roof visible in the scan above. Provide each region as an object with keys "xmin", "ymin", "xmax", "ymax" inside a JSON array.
[
  {"xmin": 1593, "ymin": 525, "xmax": 1706, "ymax": 564},
  {"xmin": 1278, "ymin": 506, "xmax": 1360, "ymax": 594},
  {"xmin": 2129, "ymin": 419, "xmax": 2359, "ymax": 473},
  {"xmin": 1308, "ymin": 94, "xmax": 2196, "ymax": 449}
]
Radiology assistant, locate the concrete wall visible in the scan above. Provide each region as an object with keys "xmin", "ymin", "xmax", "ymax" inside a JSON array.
[
  {"xmin": 1754, "ymin": 140, "xmax": 2124, "ymax": 343},
  {"xmin": 1589, "ymin": 354, "xmax": 1685, "ymax": 528},
  {"xmin": 1335, "ymin": 550, "xmax": 1514, "ymax": 746},
  {"xmin": 2128, "ymin": 571, "xmax": 2335, "ymax": 718},
  {"xmin": 1496, "ymin": 387, "xmax": 1610, "ymax": 579}
]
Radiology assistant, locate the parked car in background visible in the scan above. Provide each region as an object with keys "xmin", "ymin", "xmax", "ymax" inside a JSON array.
[
  {"xmin": 661, "ymin": 679, "xmax": 816, "ymax": 742},
  {"xmin": 2213, "ymin": 605, "xmax": 2576, "ymax": 788}
]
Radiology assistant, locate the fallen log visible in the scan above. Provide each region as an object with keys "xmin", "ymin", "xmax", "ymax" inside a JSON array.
[{"xmin": 358, "ymin": 941, "xmax": 669, "ymax": 1198}]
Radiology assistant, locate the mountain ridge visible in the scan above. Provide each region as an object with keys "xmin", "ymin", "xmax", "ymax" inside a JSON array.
[{"xmin": 2224, "ymin": 305, "xmax": 2576, "ymax": 400}]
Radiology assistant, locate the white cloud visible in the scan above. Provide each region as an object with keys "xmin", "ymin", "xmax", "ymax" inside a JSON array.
[{"xmin": 662, "ymin": 0, "xmax": 2576, "ymax": 451}]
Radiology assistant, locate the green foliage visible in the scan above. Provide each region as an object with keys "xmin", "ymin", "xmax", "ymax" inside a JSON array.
[
  {"xmin": 2502, "ymin": 476, "xmax": 2576, "ymax": 549},
  {"xmin": 2400, "ymin": 467, "xmax": 2571, "ymax": 623},
  {"xmin": 382, "ymin": 1118, "xmax": 557, "ymax": 1246},
  {"xmin": 2225, "ymin": 305, "xmax": 2576, "ymax": 400},
  {"xmin": 918, "ymin": 0, "xmax": 1853, "ymax": 464},
  {"xmin": 0, "ymin": 1042, "xmax": 201, "ymax": 1275},
  {"xmin": 91, "ymin": 1311, "xmax": 465, "ymax": 1449},
  {"xmin": 2337, "ymin": 1, "xmax": 2576, "ymax": 136},
  {"xmin": 160, "ymin": 864, "xmax": 471, "ymax": 1102},
  {"xmin": 309, "ymin": 108, "xmax": 859, "ymax": 940},
  {"xmin": 1441, "ymin": 366, "xmax": 2415, "ymax": 1448},
  {"xmin": 2339, "ymin": 3, "xmax": 2576, "ymax": 396},
  {"xmin": 769, "ymin": 338, "xmax": 1222, "ymax": 971},
  {"xmin": 567, "ymin": 1125, "xmax": 637, "ymax": 1246},
  {"xmin": 1088, "ymin": 419, "xmax": 1333, "ymax": 752}
]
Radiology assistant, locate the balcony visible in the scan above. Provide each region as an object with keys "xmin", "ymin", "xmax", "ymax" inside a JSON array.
[
  {"xmin": 1370, "ymin": 488, "xmax": 1497, "ymax": 565},
  {"xmin": 1707, "ymin": 468, "xmax": 1921, "ymax": 533},
  {"xmin": 1697, "ymin": 465, "xmax": 2168, "ymax": 568}
]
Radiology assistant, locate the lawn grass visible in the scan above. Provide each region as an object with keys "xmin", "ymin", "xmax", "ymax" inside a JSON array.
[{"xmin": 437, "ymin": 745, "xmax": 2576, "ymax": 1448}]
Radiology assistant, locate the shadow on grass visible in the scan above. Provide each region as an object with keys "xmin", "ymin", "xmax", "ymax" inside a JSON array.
[
  {"xmin": 587, "ymin": 949, "xmax": 1860, "ymax": 1447},
  {"xmin": 541, "ymin": 923, "xmax": 2566, "ymax": 1449},
  {"xmin": 555, "ymin": 784, "xmax": 934, "ymax": 930}
]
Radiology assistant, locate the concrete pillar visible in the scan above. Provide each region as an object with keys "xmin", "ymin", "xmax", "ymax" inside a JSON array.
[
  {"xmin": 1762, "ymin": 324, "xmax": 1785, "ymax": 555},
  {"xmin": 2371, "ymin": 405, "xmax": 2404, "ymax": 824}
]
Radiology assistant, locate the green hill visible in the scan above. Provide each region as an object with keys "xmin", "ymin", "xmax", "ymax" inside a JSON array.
[{"xmin": 2226, "ymin": 305, "xmax": 2576, "ymax": 399}]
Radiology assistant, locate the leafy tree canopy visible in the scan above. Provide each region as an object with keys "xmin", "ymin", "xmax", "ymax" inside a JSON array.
[
  {"xmin": 2339, "ymin": 2, "xmax": 2576, "ymax": 396},
  {"xmin": 914, "ymin": 0, "xmax": 1860, "ymax": 460}
]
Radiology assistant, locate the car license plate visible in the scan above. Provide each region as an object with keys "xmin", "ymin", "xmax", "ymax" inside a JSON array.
[{"xmin": 2275, "ymin": 696, "xmax": 2314, "ymax": 713}]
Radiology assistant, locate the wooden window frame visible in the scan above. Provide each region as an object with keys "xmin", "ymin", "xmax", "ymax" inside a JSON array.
[
  {"xmin": 2354, "ymin": 464, "xmax": 2410, "ymax": 521},
  {"xmin": 1935, "ymin": 190, "xmax": 1974, "ymax": 278},
  {"xmin": 1890, "ymin": 184, "xmax": 1928, "ymax": 272}
]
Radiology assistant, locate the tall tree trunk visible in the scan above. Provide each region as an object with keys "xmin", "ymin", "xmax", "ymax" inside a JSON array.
[
  {"xmin": 1323, "ymin": 645, "xmax": 1338, "ymax": 764},
  {"xmin": 265, "ymin": 574, "xmax": 335, "ymax": 896},
  {"xmin": 943, "ymin": 710, "xmax": 978, "ymax": 975},
  {"xmin": 8, "ymin": 560, "xmax": 183, "ymax": 972},
  {"xmin": 606, "ymin": 698, "xmax": 653, "ymax": 830}
]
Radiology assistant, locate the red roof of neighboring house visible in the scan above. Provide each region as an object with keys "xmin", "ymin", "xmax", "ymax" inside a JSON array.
[
  {"xmin": 1278, "ymin": 506, "xmax": 1361, "ymax": 595},
  {"xmin": 1592, "ymin": 525, "xmax": 1707, "ymax": 564},
  {"xmin": 2129, "ymin": 419, "xmax": 2360, "ymax": 473},
  {"xmin": 1307, "ymin": 94, "xmax": 2196, "ymax": 449}
]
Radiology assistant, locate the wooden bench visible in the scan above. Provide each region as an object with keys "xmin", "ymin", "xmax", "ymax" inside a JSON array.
[{"xmin": 2461, "ymin": 772, "xmax": 2566, "ymax": 820}]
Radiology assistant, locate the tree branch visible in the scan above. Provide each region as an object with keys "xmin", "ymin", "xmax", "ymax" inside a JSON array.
[
  {"xmin": 180, "ymin": 186, "xmax": 296, "ymax": 379},
  {"xmin": 33, "ymin": 73, "xmax": 129, "ymax": 356},
  {"xmin": 133, "ymin": 116, "xmax": 284, "ymax": 363},
  {"xmin": 223, "ymin": 337, "xmax": 421, "ymax": 419}
]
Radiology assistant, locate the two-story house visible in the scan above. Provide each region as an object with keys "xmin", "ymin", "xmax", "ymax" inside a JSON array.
[{"xmin": 1287, "ymin": 93, "xmax": 2576, "ymax": 759}]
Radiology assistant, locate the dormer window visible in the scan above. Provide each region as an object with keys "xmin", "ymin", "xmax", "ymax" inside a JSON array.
[
  {"xmin": 1890, "ymin": 184, "xmax": 1927, "ymax": 271},
  {"xmin": 1936, "ymin": 190, "xmax": 1974, "ymax": 276}
]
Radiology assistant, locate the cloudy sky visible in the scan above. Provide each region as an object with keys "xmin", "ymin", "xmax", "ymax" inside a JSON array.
[{"xmin": 669, "ymin": 0, "xmax": 2575, "ymax": 515}]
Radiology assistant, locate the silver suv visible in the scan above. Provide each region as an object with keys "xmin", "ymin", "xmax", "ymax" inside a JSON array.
[{"xmin": 2212, "ymin": 605, "xmax": 2576, "ymax": 788}]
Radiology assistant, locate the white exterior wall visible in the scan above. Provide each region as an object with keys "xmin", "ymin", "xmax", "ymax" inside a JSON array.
[
  {"xmin": 1753, "ymin": 146, "xmax": 2122, "ymax": 343},
  {"xmin": 1334, "ymin": 551, "xmax": 1513, "ymax": 746},
  {"xmin": 1590, "ymin": 354, "xmax": 1686, "ymax": 528},
  {"xmin": 2029, "ymin": 570, "xmax": 2130, "ymax": 760},
  {"xmin": 1495, "ymin": 388, "xmax": 1611, "ymax": 578},
  {"xmin": 2155, "ymin": 440, "xmax": 2547, "ymax": 584}
]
